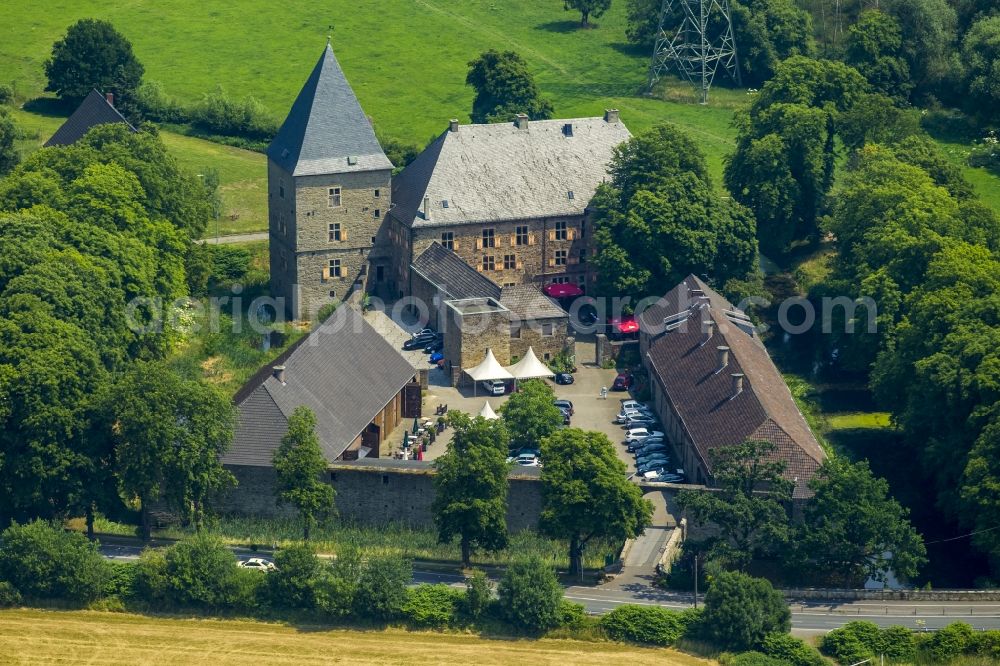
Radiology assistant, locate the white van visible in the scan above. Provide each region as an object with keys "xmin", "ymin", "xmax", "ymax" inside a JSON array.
[{"xmin": 481, "ymin": 379, "xmax": 507, "ymax": 396}]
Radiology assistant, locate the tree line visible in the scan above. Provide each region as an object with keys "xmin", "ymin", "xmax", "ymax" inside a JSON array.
[{"xmin": 0, "ymin": 122, "xmax": 236, "ymax": 540}]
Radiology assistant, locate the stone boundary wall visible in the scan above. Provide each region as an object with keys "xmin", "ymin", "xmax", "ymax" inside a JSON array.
[{"xmin": 783, "ymin": 588, "xmax": 1000, "ymax": 601}]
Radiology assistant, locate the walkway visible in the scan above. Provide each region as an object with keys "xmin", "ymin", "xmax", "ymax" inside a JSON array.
[
  {"xmin": 199, "ymin": 231, "xmax": 269, "ymax": 245},
  {"xmin": 605, "ymin": 490, "xmax": 676, "ymax": 591}
]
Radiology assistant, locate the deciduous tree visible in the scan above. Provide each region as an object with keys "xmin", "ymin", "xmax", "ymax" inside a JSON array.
[
  {"xmin": 44, "ymin": 19, "xmax": 144, "ymax": 119},
  {"xmin": 844, "ymin": 10, "xmax": 912, "ymax": 100},
  {"xmin": 272, "ymin": 406, "xmax": 335, "ymax": 541},
  {"xmin": 539, "ymin": 429, "xmax": 652, "ymax": 576},
  {"xmin": 700, "ymin": 571, "xmax": 791, "ymax": 651},
  {"xmin": 564, "ymin": 0, "xmax": 612, "ymax": 27},
  {"xmin": 961, "ymin": 16, "xmax": 1000, "ymax": 123},
  {"xmin": 497, "ymin": 557, "xmax": 563, "ymax": 632},
  {"xmin": 466, "ymin": 50, "xmax": 554, "ymax": 124},
  {"xmin": 0, "ymin": 110, "xmax": 17, "ymax": 176},
  {"xmin": 499, "ymin": 379, "xmax": 564, "ymax": 451},
  {"xmin": 433, "ymin": 412, "xmax": 511, "ymax": 567}
]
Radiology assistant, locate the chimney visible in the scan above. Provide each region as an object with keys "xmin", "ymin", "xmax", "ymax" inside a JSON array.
[
  {"xmin": 604, "ymin": 108, "xmax": 620, "ymax": 123},
  {"xmin": 701, "ymin": 318, "xmax": 715, "ymax": 345},
  {"xmin": 272, "ymin": 365, "xmax": 286, "ymax": 384},
  {"xmin": 731, "ymin": 373, "xmax": 745, "ymax": 397},
  {"xmin": 449, "ymin": 118, "xmax": 459, "ymax": 132},
  {"xmin": 716, "ymin": 345, "xmax": 730, "ymax": 372},
  {"xmin": 423, "ymin": 195, "xmax": 431, "ymax": 221},
  {"xmin": 105, "ymin": 92, "xmax": 114, "ymax": 106},
  {"xmin": 515, "ymin": 113, "xmax": 529, "ymax": 130}
]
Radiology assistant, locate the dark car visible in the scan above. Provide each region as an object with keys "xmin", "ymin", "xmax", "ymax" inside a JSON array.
[
  {"xmin": 554, "ymin": 372, "xmax": 574, "ymax": 385},
  {"xmin": 423, "ymin": 338, "xmax": 444, "ymax": 354},
  {"xmin": 403, "ymin": 332, "xmax": 436, "ymax": 350},
  {"xmin": 611, "ymin": 372, "xmax": 633, "ymax": 391},
  {"xmin": 576, "ymin": 304, "xmax": 599, "ymax": 326},
  {"xmin": 557, "ymin": 406, "xmax": 571, "ymax": 425},
  {"xmin": 553, "ymin": 399, "xmax": 574, "ymax": 416}
]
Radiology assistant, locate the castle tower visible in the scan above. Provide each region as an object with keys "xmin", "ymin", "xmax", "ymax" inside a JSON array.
[{"xmin": 267, "ymin": 43, "xmax": 394, "ymax": 320}]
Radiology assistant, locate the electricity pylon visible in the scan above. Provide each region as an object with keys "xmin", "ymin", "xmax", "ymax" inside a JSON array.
[{"xmin": 647, "ymin": 0, "xmax": 741, "ymax": 104}]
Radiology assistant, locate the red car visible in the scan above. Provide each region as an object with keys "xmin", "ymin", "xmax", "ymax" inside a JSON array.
[{"xmin": 612, "ymin": 372, "xmax": 633, "ymax": 391}]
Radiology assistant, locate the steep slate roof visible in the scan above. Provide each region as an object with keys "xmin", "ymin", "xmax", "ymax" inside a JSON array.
[
  {"xmin": 44, "ymin": 89, "xmax": 136, "ymax": 147},
  {"xmin": 267, "ymin": 43, "xmax": 392, "ymax": 176},
  {"xmin": 500, "ymin": 284, "xmax": 567, "ymax": 321},
  {"xmin": 224, "ymin": 306, "xmax": 415, "ymax": 467},
  {"xmin": 411, "ymin": 242, "xmax": 502, "ymax": 300},
  {"xmin": 641, "ymin": 276, "xmax": 825, "ymax": 498},
  {"xmin": 390, "ymin": 116, "xmax": 631, "ymax": 228}
]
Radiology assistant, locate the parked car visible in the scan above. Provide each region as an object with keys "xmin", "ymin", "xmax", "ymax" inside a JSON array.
[
  {"xmin": 411, "ymin": 328, "xmax": 434, "ymax": 338},
  {"xmin": 627, "ymin": 437, "xmax": 665, "ymax": 453},
  {"xmin": 238, "ymin": 557, "xmax": 276, "ymax": 572},
  {"xmin": 635, "ymin": 453, "xmax": 670, "ymax": 467},
  {"xmin": 624, "ymin": 415, "xmax": 659, "ymax": 428},
  {"xmin": 612, "ymin": 372, "xmax": 633, "ymax": 391},
  {"xmin": 553, "ymin": 400, "xmax": 574, "ymax": 416},
  {"xmin": 557, "ymin": 406, "xmax": 571, "ymax": 425},
  {"xmin": 429, "ymin": 351, "xmax": 444, "ymax": 364},
  {"xmin": 616, "ymin": 407, "xmax": 653, "ymax": 423},
  {"xmin": 633, "ymin": 442, "xmax": 669, "ymax": 456},
  {"xmin": 515, "ymin": 452, "xmax": 540, "ymax": 467},
  {"xmin": 577, "ymin": 304, "xmax": 599, "ymax": 326},
  {"xmin": 403, "ymin": 332, "xmax": 436, "ymax": 350},
  {"xmin": 621, "ymin": 399, "xmax": 648, "ymax": 412},
  {"xmin": 422, "ymin": 338, "xmax": 443, "ymax": 353},
  {"xmin": 625, "ymin": 430, "xmax": 665, "ymax": 444},
  {"xmin": 481, "ymin": 379, "xmax": 507, "ymax": 396},
  {"xmin": 637, "ymin": 460, "xmax": 673, "ymax": 474},
  {"xmin": 554, "ymin": 372, "xmax": 574, "ymax": 385}
]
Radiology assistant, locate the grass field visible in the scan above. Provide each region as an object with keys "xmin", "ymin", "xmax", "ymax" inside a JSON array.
[
  {"xmin": 2, "ymin": 0, "xmax": 997, "ymax": 238},
  {"xmin": 0, "ymin": 609, "xmax": 714, "ymax": 665}
]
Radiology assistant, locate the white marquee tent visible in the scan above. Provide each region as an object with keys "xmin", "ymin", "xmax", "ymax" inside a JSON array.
[
  {"xmin": 464, "ymin": 348, "xmax": 514, "ymax": 382},
  {"xmin": 506, "ymin": 347, "xmax": 554, "ymax": 380},
  {"xmin": 478, "ymin": 401, "xmax": 500, "ymax": 420}
]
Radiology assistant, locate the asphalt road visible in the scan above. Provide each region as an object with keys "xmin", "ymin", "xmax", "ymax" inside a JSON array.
[{"xmin": 98, "ymin": 544, "xmax": 1000, "ymax": 633}]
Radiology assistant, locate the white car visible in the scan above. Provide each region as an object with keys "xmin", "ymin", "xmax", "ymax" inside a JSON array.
[
  {"xmin": 616, "ymin": 407, "xmax": 654, "ymax": 424},
  {"xmin": 481, "ymin": 379, "xmax": 507, "ymax": 396},
  {"xmin": 516, "ymin": 453, "xmax": 540, "ymax": 467},
  {"xmin": 238, "ymin": 557, "xmax": 276, "ymax": 572},
  {"xmin": 625, "ymin": 429, "xmax": 665, "ymax": 443},
  {"xmin": 621, "ymin": 400, "xmax": 649, "ymax": 412}
]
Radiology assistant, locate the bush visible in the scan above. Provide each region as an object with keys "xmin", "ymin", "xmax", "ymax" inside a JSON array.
[
  {"xmin": 133, "ymin": 548, "xmax": 169, "ymax": 603},
  {"xmin": 0, "ymin": 84, "xmax": 12, "ymax": 105},
  {"xmin": 135, "ymin": 80, "xmax": 187, "ymax": 123},
  {"xmin": 557, "ymin": 600, "xmax": 588, "ymax": 629},
  {"xmin": 820, "ymin": 623, "xmax": 875, "ymax": 664},
  {"xmin": 0, "ymin": 520, "xmax": 110, "ymax": 603},
  {"xmin": 0, "ymin": 581, "xmax": 21, "ymax": 608},
  {"xmin": 880, "ymin": 625, "xmax": 916, "ymax": 662},
  {"xmin": 926, "ymin": 622, "xmax": 974, "ymax": 663},
  {"xmin": 463, "ymin": 569, "xmax": 492, "ymax": 619},
  {"xmin": 967, "ymin": 629, "xmax": 1000, "ymax": 659},
  {"xmin": 402, "ymin": 584, "xmax": 462, "ymax": 628},
  {"xmin": 263, "ymin": 544, "xmax": 320, "ymax": 610},
  {"xmin": 314, "ymin": 548, "xmax": 362, "ymax": 618},
  {"xmin": 700, "ymin": 571, "xmax": 791, "ymax": 651},
  {"xmin": 104, "ymin": 562, "xmax": 138, "ymax": 600},
  {"xmin": 761, "ymin": 632, "xmax": 825, "ymax": 666},
  {"xmin": 192, "ymin": 86, "xmax": 277, "ymax": 140},
  {"xmin": 727, "ymin": 652, "xmax": 787, "ymax": 666},
  {"xmin": 600, "ymin": 604, "xmax": 692, "ymax": 646},
  {"xmin": 497, "ymin": 557, "xmax": 563, "ymax": 633},
  {"xmin": 354, "ymin": 554, "xmax": 411, "ymax": 621},
  {"xmin": 211, "ymin": 245, "xmax": 253, "ymax": 283},
  {"xmin": 968, "ymin": 131, "xmax": 999, "ymax": 174},
  {"xmin": 162, "ymin": 533, "xmax": 245, "ymax": 609}
]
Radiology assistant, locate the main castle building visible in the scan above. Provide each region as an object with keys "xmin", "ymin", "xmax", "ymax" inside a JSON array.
[{"xmin": 268, "ymin": 44, "xmax": 630, "ymax": 319}]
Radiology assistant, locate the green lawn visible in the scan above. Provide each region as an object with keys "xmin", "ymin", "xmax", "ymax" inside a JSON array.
[{"xmin": 2, "ymin": 0, "xmax": 997, "ymax": 235}]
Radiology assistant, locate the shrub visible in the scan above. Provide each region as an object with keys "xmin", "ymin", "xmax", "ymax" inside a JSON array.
[
  {"xmin": 727, "ymin": 652, "xmax": 787, "ymax": 666},
  {"xmin": 700, "ymin": 571, "xmax": 791, "ymax": 651},
  {"xmin": 557, "ymin": 600, "xmax": 588, "ymax": 629},
  {"xmin": 135, "ymin": 80, "xmax": 187, "ymax": 123},
  {"xmin": 88, "ymin": 596, "xmax": 126, "ymax": 612},
  {"xmin": 967, "ymin": 629, "xmax": 1000, "ymax": 659},
  {"xmin": 402, "ymin": 584, "xmax": 462, "ymax": 628},
  {"xmin": 104, "ymin": 562, "xmax": 138, "ymax": 600},
  {"xmin": 211, "ymin": 245, "xmax": 253, "ymax": 283},
  {"xmin": 162, "ymin": 533, "xmax": 244, "ymax": 609},
  {"xmin": 314, "ymin": 548, "xmax": 362, "ymax": 618},
  {"xmin": 761, "ymin": 632, "xmax": 825, "ymax": 666},
  {"xmin": 880, "ymin": 625, "xmax": 916, "ymax": 662},
  {"xmin": 497, "ymin": 557, "xmax": 563, "ymax": 633},
  {"xmin": 821, "ymin": 626, "xmax": 874, "ymax": 664},
  {"xmin": 192, "ymin": 87, "xmax": 277, "ymax": 140},
  {"xmin": 600, "ymin": 604, "xmax": 691, "ymax": 646},
  {"xmin": 263, "ymin": 544, "xmax": 320, "ymax": 610},
  {"xmin": 0, "ymin": 84, "xmax": 12, "ymax": 105},
  {"xmin": 0, "ymin": 582, "xmax": 22, "ymax": 608},
  {"xmin": 0, "ymin": 520, "xmax": 110, "ymax": 603},
  {"xmin": 926, "ymin": 622, "xmax": 974, "ymax": 663},
  {"xmin": 133, "ymin": 548, "xmax": 169, "ymax": 603},
  {"xmin": 354, "ymin": 554, "xmax": 411, "ymax": 621},
  {"xmin": 463, "ymin": 569, "xmax": 492, "ymax": 619}
]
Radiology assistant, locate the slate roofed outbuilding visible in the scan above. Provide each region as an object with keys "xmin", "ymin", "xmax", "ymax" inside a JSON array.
[
  {"xmin": 44, "ymin": 89, "xmax": 136, "ymax": 147},
  {"xmin": 499, "ymin": 284, "xmax": 568, "ymax": 321},
  {"xmin": 390, "ymin": 115, "xmax": 632, "ymax": 228},
  {"xmin": 641, "ymin": 276, "xmax": 826, "ymax": 498},
  {"xmin": 267, "ymin": 43, "xmax": 393, "ymax": 177},
  {"xmin": 224, "ymin": 305, "xmax": 416, "ymax": 467},
  {"xmin": 411, "ymin": 241, "xmax": 502, "ymax": 301}
]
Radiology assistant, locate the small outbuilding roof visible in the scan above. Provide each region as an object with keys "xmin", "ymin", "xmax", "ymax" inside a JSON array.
[
  {"xmin": 44, "ymin": 89, "xmax": 136, "ymax": 147},
  {"xmin": 411, "ymin": 242, "xmax": 502, "ymax": 301},
  {"xmin": 500, "ymin": 284, "xmax": 567, "ymax": 321},
  {"xmin": 506, "ymin": 347, "xmax": 554, "ymax": 380},
  {"xmin": 464, "ymin": 348, "xmax": 514, "ymax": 382}
]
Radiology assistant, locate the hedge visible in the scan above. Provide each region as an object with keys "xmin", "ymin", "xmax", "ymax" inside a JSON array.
[{"xmin": 600, "ymin": 604, "xmax": 697, "ymax": 646}]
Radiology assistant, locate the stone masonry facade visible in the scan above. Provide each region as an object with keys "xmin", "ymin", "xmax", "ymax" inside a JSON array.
[{"xmin": 269, "ymin": 160, "xmax": 393, "ymax": 319}]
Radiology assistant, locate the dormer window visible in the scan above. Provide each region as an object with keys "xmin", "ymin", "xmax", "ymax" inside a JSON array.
[{"xmin": 347, "ymin": 156, "xmax": 358, "ymax": 165}]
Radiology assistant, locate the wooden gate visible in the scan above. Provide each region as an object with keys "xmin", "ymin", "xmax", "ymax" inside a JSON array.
[{"xmin": 402, "ymin": 381, "xmax": 422, "ymax": 418}]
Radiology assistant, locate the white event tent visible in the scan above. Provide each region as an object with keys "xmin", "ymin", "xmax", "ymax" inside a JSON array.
[
  {"xmin": 464, "ymin": 348, "xmax": 513, "ymax": 395},
  {"xmin": 505, "ymin": 347, "xmax": 554, "ymax": 381},
  {"xmin": 478, "ymin": 401, "xmax": 500, "ymax": 420}
]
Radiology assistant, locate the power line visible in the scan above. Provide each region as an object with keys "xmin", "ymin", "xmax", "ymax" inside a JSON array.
[{"xmin": 924, "ymin": 524, "xmax": 1000, "ymax": 545}]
